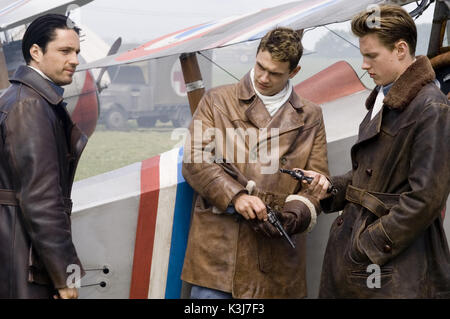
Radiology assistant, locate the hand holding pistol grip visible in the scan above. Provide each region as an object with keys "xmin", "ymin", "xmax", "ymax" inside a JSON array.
[
  {"xmin": 226, "ymin": 205, "xmax": 296, "ymax": 249},
  {"xmin": 280, "ymin": 168, "xmax": 337, "ymax": 195}
]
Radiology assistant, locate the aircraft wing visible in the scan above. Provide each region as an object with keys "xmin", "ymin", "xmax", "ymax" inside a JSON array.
[
  {"xmin": 78, "ymin": 0, "xmax": 418, "ymax": 71},
  {"xmin": 0, "ymin": 0, "xmax": 93, "ymax": 31}
]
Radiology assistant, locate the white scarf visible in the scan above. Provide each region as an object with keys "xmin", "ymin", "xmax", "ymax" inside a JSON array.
[
  {"xmin": 250, "ymin": 67, "xmax": 293, "ymax": 117},
  {"xmin": 371, "ymin": 86, "xmax": 385, "ymax": 121}
]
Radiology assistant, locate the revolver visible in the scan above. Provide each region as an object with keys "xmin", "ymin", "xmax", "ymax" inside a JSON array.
[
  {"xmin": 266, "ymin": 205, "xmax": 296, "ymax": 249},
  {"xmin": 226, "ymin": 205, "xmax": 296, "ymax": 249},
  {"xmin": 280, "ymin": 168, "xmax": 337, "ymax": 195}
]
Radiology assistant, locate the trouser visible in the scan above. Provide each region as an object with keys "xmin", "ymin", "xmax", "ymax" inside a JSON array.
[{"xmin": 190, "ymin": 285, "xmax": 232, "ymax": 299}]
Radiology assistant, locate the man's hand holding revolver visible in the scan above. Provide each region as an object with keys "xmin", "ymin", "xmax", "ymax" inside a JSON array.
[
  {"xmin": 232, "ymin": 193, "xmax": 283, "ymax": 239},
  {"xmin": 231, "ymin": 193, "xmax": 297, "ymax": 248},
  {"xmin": 233, "ymin": 193, "xmax": 268, "ymax": 221},
  {"xmin": 289, "ymin": 168, "xmax": 334, "ymax": 200}
]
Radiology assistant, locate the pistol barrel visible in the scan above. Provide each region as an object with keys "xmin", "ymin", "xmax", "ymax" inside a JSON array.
[{"xmin": 267, "ymin": 208, "xmax": 296, "ymax": 249}]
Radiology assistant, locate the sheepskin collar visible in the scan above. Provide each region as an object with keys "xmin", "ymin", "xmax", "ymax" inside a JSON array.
[{"xmin": 365, "ymin": 55, "xmax": 436, "ymax": 110}]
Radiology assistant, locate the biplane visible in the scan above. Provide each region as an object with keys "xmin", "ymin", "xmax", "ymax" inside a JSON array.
[{"xmin": 72, "ymin": 0, "xmax": 450, "ymax": 299}]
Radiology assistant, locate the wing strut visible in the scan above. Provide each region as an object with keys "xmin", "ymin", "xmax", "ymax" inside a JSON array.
[
  {"xmin": 0, "ymin": 43, "xmax": 9, "ymax": 90},
  {"xmin": 427, "ymin": 0, "xmax": 450, "ymax": 58},
  {"xmin": 180, "ymin": 52, "xmax": 205, "ymax": 115}
]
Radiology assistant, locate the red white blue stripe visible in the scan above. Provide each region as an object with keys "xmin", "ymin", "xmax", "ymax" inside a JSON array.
[
  {"xmin": 71, "ymin": 146, "xmax": 194, "ymax": 299},
  {"xmin": 129, "ymin": 146, "xmax": 193, "ymax": 299}
]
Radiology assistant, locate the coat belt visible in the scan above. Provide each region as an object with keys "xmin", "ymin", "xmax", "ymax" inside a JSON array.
[
  {"xmin": 0, "ymin": 189, "xmax": 73, "ymax": 212},
  {"xmin": 345, "ymin": 185, "xmax": 400, "ymax": 218},
  {"xmin": 0, "ymin": 189, "xmax": 18, "ymax": 206}
]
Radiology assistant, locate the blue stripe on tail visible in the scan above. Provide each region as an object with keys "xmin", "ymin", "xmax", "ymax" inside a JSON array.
[{"xmin": 165, "ymin": 147, "xmax": 194, "ymax": 299}]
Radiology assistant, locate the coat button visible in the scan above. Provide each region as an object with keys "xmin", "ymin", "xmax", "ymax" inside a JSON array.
[
  {"xmin": 383, "ymin": 245, "xmax": 392, "ymax": 253},
  {"xmin": 366, "ymin": 169, "xmax": 373, "ymax": 176},
  {"xmin": 280, "ymin": 157, "xmax": 287, "ymax": 165},
  {"xmin": 337, "ymin": 217, "xmax": 343, "ymax": 226}
]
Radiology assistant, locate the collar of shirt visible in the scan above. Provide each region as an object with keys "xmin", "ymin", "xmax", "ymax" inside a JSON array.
[{"xmin": 382, "ymin": 82, "xmax": 394, "ymax": 96}]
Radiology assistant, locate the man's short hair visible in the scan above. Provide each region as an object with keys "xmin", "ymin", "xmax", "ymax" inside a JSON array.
[
  {"xmin": 257, "ymin": 27, "xmax": 303, "ymax": 71},
  {"xmin": 22, "ymin": 13, "xmax": 81, "ymax": 64},
  {"xmin": 351, "ymin": 4, "xmax": 417, "ymax": 56}
]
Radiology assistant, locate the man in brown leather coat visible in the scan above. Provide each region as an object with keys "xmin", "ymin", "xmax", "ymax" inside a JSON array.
[
  {"xmin": 0, "ymin": 14, "xmax": 87, "ymax": 299},
  {"xmin": 304, "ymin": 5, "xmax": 450, "ymax": 298},
  {"xmin": 181, "ymin": 27, "xmax": 329, "ymax": 298}
]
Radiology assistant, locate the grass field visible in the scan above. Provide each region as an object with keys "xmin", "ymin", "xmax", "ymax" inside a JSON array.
[
  {"xmin": 74, "ymin": 122, "xmax": 180, "ymax": 181},
  {"xmin": 75, "ymin": 55, "xmax": 374, "ymax": 181}
]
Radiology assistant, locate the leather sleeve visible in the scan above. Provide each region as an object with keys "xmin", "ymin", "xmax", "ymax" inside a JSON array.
[
  {"xmin": 359, "ymin": 102, "xmax": 450, "ymax": 266},
  {"xmin": 4, "ymin": 98, "xmax": 83, "ymax": 289},
  {"xmin": 304, "ymin": 112, "xmax": 329, "ymax": 177},
  {"xmin": 281, "ymin": 197, "xmax": 313, "ymax": 234},
  {"xmin": 182, "ymin": 91, "xmax": 246, "ymax": 212},
  {"xmin": 297, "ymin": 110, "xmax": 330, "ymax": 219},
  {"xmin": 320, "ymin": 170, "xmax": 353, "ymax": 213},
  {"xmin": 269, "ymin": 108, "xmax": 329, "ymax": 236}
]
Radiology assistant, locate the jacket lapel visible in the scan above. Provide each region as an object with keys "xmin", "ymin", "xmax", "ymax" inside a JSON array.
[
  {"xmin": 67, "ymin": 123, "xmax": 88, "ymax": 194},
  {"xmin": 356, "ymin": 107, "xmax": 383, "ymax": 145},
  {"xmin": 70, "ymin": 124, "xmax": 88, "ymax": 162},
  {"xmin": 356, "ymin": 87, "xmax": 383, "ymax": 145},
  {"xmin": 244, "ymin": 98, "xmax": 272, "ymax": 129},
  {"xmin": 58, "ymin": 102, "xmax": 88, "ymax": 188},
  {"xmin": 238, "ymin": 72, "xmax": 304, "ymax": 136},
  {"xmin": 10, "ymin": 66, "xmax": 64, "ymax": 105},
  {"xmin": 267, "ymin": 93, "xmax": 304, "ymax": 136}
]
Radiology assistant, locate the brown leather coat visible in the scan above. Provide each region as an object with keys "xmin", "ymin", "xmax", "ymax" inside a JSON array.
[
  {"xmin": 0, "ymin": 66, "xmax": 87, "ymax": 298},
  {"xmin": 181, "ymin": 72, "xmax": 329, "ymax": 298},
  {"xmin": 319, "ymin": 56, "xmax": 450, "ymax": 298}
]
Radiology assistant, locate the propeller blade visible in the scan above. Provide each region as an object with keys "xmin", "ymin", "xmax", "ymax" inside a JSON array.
[
  {"xmin": 96, "ymin": 37, "xmax": 122, "ymax": 92},
  {"xmin": 107, "ymin": 37, "xmax": 122, "ymax": 56}
]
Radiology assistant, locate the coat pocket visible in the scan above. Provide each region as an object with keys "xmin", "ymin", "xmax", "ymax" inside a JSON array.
[
  {"xmin": 257, "ymin": 236, "xmax": 272, "ymax": 273},
  {"xmin": 346, "ymin": 266, "xmax": 394, "ymax": 289},
  {"xmin": 348, "ymin": 213, "xmax": 373, "ymax": 264}
]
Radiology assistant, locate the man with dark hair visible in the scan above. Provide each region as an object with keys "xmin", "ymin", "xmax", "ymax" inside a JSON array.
[
  {"xmin": 181, "ymin": 27, "xmax": 329, "ymax": 298},
  {"xmin": 0, "ymin": 14, "xmax": 86, "ymax": 299},
  {"xmin": 302, "ymin": 5, "xmax": 450, "ymax": 298}
]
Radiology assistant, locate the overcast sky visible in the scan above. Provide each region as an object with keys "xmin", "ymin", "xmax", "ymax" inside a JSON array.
[
  {"xmin": 80, "ymin": 0, "xmax": 305, "ymax": 42},
  {"xmin": 79, "ymin": 0, "xmax": 436, "ymax": 49}
]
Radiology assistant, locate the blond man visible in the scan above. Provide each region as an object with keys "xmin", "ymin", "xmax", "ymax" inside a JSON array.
[{"xmin": 304, "ymin": 5, "xmax": 450, "ymax": 298}]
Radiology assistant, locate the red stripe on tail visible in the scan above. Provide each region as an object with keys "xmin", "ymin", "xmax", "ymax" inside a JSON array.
[{"xmin": 129, "ymin": 156, "xmax": 160, "ymax": 299}]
